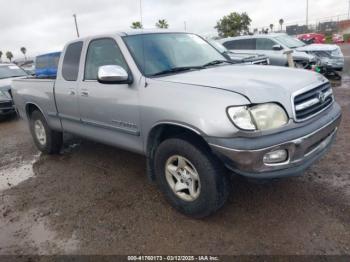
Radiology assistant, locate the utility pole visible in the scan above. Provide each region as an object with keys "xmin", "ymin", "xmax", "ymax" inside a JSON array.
[
  {"xmin": 306, "ymin": 0, "xmax": 309, "ymax": 28},
  {"xmin": 73, "ymin": 14, "xmax": 80, "ymax": 38},
  {"xmin": 139, "ymin": 0, "xmax": 143, "ymax": 27}
]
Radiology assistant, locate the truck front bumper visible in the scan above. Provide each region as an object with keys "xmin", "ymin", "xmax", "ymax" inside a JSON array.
[{"xmin": 207, "ymin": 103, "xmax": 342, "ymax": 179}]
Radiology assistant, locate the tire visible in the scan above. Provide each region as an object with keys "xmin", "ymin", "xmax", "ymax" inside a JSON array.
[
  {"xmin": 154, "ymin": 137, "xmax": 230, "ymax": 218},
  {"xmin": 29, "ymin": 110, "xmax": 63, "ymax": 154}
]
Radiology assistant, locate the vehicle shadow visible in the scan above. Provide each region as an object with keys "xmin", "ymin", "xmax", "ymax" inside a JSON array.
[{"xmin": 0, "ymin": 113, "xmax": 18, "ymax": 123}]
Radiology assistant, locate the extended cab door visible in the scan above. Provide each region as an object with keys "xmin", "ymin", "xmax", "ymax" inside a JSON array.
[
  {"xmin": 55, "ymin": 41, "xmax": 84, "ymax": 132},
  {"xmin": 77, "ymin": 37, "xmax": 142, "ymax": 153}
]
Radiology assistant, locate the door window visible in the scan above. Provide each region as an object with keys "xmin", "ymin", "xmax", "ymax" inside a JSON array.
[
  {"xmin": 256, "ymin": 38, "xmax": 276, "ymax": 50},
  {"xmin": 84, "ymin": 38, "xmax": 128, "ymax": 80}
]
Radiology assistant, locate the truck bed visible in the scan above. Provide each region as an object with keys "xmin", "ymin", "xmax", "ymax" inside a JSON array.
[{"xmin": 11, "ymin": 77, "xmax": 62, "ymax": 131}]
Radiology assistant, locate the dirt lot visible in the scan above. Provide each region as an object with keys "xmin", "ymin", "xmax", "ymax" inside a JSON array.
[{"xmin": 0, "ymin": 46, "xmax": 349, "ymax": 256}]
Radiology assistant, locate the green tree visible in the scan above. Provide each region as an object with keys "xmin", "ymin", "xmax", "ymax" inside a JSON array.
[
  {"xmin": 156, "ymin": 19, "xmax": 169, "ymax": 29},
  {"xmin": 0, "ymin": 51, "xmax": 2, "ymax": 62},
  {"xmin": 279, "ymin": 18, "xmax": 284, "ymax": 31},
  {"xmin": 131, "ymin": 21, "xmax": 143, "ymax": 29},
  {"xmin": 6, "ymin": 51, "xmax": 13, "ymax": 62},
  {"xmin": 269, "ymin": 24, "xmax": 274, "ymax": 32},
  {"xmin": 20, "ymin": 47, "xmax": 27, "ymax": 61},
  {"xmin": 215, "ymin": 12, "xmax": 251, "ymax": 37}
]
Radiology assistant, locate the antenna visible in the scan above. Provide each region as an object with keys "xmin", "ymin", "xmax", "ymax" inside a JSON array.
[{"xmin": 73, "ymin": 14, "xmax": 80, "ymax": 38}]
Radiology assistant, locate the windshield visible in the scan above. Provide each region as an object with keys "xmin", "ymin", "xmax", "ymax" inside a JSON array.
[
  {"xmin": 123, "ymin": 33, "xmax": 226, "ymax": 76},
  {"xmin": 0, "ymin": 65, "xmax": 27, "ymax": 79},
  {"xmin": 275, "ymin": 35, "xmax": 306, "ymax": 49}
]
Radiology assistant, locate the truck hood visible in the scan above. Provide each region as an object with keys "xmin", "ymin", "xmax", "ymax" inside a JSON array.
[
  {"xmin": 154, "ymin": 65, "xmax": 327, "ymax": 117},
  {"xmin": 0, "ymin": 76, "xmax": 23, "ymax": 91}
]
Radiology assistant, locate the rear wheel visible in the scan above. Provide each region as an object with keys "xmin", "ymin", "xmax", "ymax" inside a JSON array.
[
  {"xmin": 29, "ymin": 110, "xmax": 62, "ymax": 154},
  {"xmin": 154, "ymin": 137, "xmax": 230, "ymax": 218}
]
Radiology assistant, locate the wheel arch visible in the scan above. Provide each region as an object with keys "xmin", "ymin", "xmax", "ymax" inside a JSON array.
[
  {"xmin": 25, "ymin": 102, "xmax": 45, "ymax": 119},
  {"xmin": 145, "ymin": 122, "xmax": 211, "ymax": 182}
]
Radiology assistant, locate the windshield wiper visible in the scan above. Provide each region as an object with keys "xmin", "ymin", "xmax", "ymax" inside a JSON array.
[
  {"xmin": 202, "ymin": 60, "xmax": 234, "ymax": 67},
  {"xmin": 151, "ymin": 66, "xmax": 203, "ymax": 77},
  {"xmin": 150, "ymin": 61, "xmax": 233, "ymax": 77}
]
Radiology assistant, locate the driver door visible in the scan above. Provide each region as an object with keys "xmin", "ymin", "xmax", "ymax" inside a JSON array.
[{"xmin": 77, "ymin": 37, "xmax": 142, "ymax": 152}]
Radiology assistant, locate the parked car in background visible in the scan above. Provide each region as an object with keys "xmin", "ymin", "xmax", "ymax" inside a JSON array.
[
  {"xmin": 12, "ymin": 31, "xmax": 341, "ymax": 217},
  {"xmin": 297, "ymin": 44, "xmax": 344, "ymax": 71},
  {"xmin": 14, "ymin": 58, "xmax": 35, "ymax": 75},
  {"xmin": 332, "ymin": 34, "xmax": 344, "ymax": 44},
  {"xmin": 209, "ymin": 40, "xmax": 269, "ymax": 65},
  {"xmin": 0, "ymin": 63, "xmax": 27, "ymax": 117},
  {"xmin": 297, "ymin": 33, "xmax": 326, "ymax": 44},
  {"xmin": 35, "ymin": 52, "xmax": 61, "ymax": 78},
  {"xmin": 219, "ymin": 33, "xmax": 315, "ymax": 68},
  {"xmin": 21, "ymin": 60, "xmax": 35, "ymax": 75}
]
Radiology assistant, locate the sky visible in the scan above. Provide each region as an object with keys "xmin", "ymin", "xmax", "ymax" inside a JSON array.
[{"xmin": 0, "ymin": 0, "xmax": 347, "ymax": 60}]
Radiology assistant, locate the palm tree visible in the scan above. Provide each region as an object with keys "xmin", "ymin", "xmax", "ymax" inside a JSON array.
[
  {"xmin": 0, "ymin": 51, "xmax": 3, "ymax": 62},
  {"xmin": 131, "ymin": 21, "xmax": 143, "ymax": 29},
  {"xmin": 279, "ymin": 18, "xmax": 284, "ymax": 31},
  {"xmin": 20, "ymin": 47, "xmax": 27, "ymax": 61},
  {"xmin": 269, "ymin": 24, "xmax": 274, "ymax": 32},
  {"xmin": 6, "ymin": 51, "xmax": 13, "ymax": 62},
  {"xmin": 156, "ymin": 19, "xmax": 169, "ymax": 29}
]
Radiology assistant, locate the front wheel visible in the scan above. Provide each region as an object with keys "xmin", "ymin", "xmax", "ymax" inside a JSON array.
[
  {"xmin": 154, "ymin": 138, "xmax": 230, "ymax": 218},
  {"xmin": 29, "ymin": 110, "xmax": 63, "ymax": 154}
]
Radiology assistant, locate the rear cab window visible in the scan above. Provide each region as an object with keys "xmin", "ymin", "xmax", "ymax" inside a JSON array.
[
  {"xmin": 222, "ymin": 39, "xmax": 256, "ymax": 50},
  {"xmin": 62, "ymin": 41, "xmax": 83, "ymax": 81}
]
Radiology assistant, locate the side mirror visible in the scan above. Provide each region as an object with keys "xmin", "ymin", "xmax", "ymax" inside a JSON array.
[
  {"xmin": 97, "ymin": 65, "xmax": 132, "ymax": 84},
  {"xmin": 272, "ymin": 44, "xmax": 283, "ymax": 51}
]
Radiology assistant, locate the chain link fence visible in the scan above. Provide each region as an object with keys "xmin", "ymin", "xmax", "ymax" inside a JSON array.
[{"xmin": 256, "ymin": 13, "xmax": 350, "ymax": 39}]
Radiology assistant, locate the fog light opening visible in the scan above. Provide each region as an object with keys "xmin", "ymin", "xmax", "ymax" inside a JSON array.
[{"xmin": 263, "ymin": 149, "xmax": 288, "ymax": 164}]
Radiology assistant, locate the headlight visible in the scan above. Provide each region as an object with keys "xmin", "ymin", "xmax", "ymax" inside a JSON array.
[{"xmin": 227, "ymin": 103, "xmax": 288, "ymax": 131}]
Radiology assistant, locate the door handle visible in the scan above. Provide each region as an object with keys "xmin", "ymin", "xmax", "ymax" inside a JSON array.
[
  {"xmin": 68, "ymin": 90, "xmax": 76, "ymax": 96},
  {"xmin": 81, "ymin": 90, "xmax": 89, "ymax": 97}
]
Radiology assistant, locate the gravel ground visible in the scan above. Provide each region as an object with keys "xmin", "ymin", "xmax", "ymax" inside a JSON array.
[{"xmin": 0, "ymin": 46, "xmax": 349, "ymax": 255}]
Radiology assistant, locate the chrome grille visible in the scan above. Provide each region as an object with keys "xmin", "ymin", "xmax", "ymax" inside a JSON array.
[{"xmin": 293, "ymin": 83, "xmax": 333, "ymax": 121}]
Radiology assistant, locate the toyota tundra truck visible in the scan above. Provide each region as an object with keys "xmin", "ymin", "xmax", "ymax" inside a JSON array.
[{"xmin": 11, "ymin": 31, "xmax": 342, "ymax": 218}]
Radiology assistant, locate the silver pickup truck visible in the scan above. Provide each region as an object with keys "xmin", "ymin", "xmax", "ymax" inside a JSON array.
[{"xmin": 12, "ymin": 30, "xmax": 342, "ymax": 217}]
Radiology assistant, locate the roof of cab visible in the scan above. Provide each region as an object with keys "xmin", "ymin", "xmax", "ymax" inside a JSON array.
[
  {"xmin": 62, "ymin": 29, "xmax": 196, "ymax": 49},
  {"xmin": 219, "ymin": 33, "xmax": 288, "ymax": 42},
  {"xmin": 69, "ymin": 29, "xmax": 187, "ymax": 42}
]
